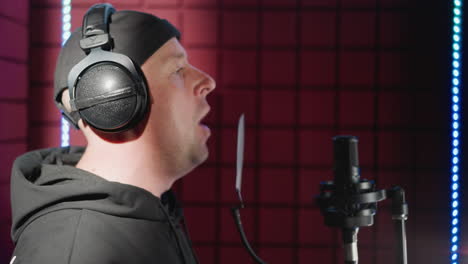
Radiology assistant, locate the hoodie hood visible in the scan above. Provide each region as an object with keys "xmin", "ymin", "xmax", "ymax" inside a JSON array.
[{"xmin": 10, "ymin": 147, "xmax": 182, "ymax": 243}]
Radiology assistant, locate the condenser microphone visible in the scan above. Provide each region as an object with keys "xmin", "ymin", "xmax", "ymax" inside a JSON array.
[
  {"xmin": 333, "ymin": 136, "xmax": 360, "ymax": 264},
  {"xmin": 318, "ymin": 136, "xmax": 398, "ymax": 264},
  {"xmin": 333, "ymin": 136, "xmax": 360, "ymax": 190}
]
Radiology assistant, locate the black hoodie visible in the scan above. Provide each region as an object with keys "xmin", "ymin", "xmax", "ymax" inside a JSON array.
[{"xmin": 10, "ymin": 147, "xmax": 198, "ymax": 264}]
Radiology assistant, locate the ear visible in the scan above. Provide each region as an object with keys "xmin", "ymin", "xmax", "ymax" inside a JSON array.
[{"xmin": 61, "ymin": 89, "xmax": 73, "ymax": 113}]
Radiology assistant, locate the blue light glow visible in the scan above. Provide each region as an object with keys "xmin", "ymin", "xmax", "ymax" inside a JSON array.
[
  {"xmin": 450, "ymin": 1, "xmax": 463, "ymax": 263},
  {"xmin": 60, "ymin": 0, "xmax": 72, "ymax": 147}
]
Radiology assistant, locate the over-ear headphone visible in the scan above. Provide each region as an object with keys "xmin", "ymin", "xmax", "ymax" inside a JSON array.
[{"xmin": 67, "ymin": 3, "xmax": 149, "ymax": 133}]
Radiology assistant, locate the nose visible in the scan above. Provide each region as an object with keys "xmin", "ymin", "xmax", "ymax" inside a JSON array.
[{"xmin": 193, "ymin": 66, "xmax": 216, "ymax": 97}]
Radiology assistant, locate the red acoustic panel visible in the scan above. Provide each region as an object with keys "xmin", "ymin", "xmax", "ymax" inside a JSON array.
[
  {"xmin": 0, "ymin": 143, "xmax": 27, "ymax": 184},
  {"xmin": 183, "ymin": 10, "xmax": 218, "ymax": 46},
  {"xmin": 71, "ymin": 7, "xmax": 88, "ymax": 30},
  {"xmin": 106, "ymin": 0, "xmax": 143, "ymax": 8},
  {"xmin": 339, "ymin": 91, "xmax": 375, "ymax": 126},
  {"xmin": 339, "ymin": 51, "xmax": 375, "ymax": 87},
  {"xmin": 222, "ymin": 50, "xmax": 258, "ymax": 86},
  {"xmin": 220, "ymin": 207, "xmax": 256, "ymax": 243},
  {"xmin": 146, "ymin": 0, "xmax": 181, "ymax": 8},
  {"xmin": 299, "ymin": 249, "xmax": 335, "ymax": 264},
  {"xmin": 182, "ymin": 167, "xmax": 216, "ymax": 202},
  {"xmin": 222, "ymin": 11, "xmax": 258, "ymax": 46},
  {"xmin": 414, "ymin": 171, "xmax": 449, "ymax": 209},
  {"xmin": 377, "ymin": 131, "xmax": 414, "ymax": 168},
  {"xmin": 261, "ymin": 51, "xmax": 296, "ymax": 86},
  {"xmin": 0, "ymin": 61, "xmax": 27, "ymax": 99},
  {"xmin": 301, "ymin": 51, "xmax": 336, "ymax": 86},
  {"xmin": 204, "ymin": 94, "xmax": 219, "ymax": 125},
  {"xmin": 0, "ymin": 221, "xmax": 14, "ymax": 264},
  {"xmin": 340, "ymin": 11, "xmax": 376, "ymax": 47},
  {"xmin": 414, "ymin": 91, "xmax": 446, "ymax": 127},
  {"xmin": 378, "ymin": 91, "xmax": 414, "ymax": 126},
  {"xmin": 342, "ymin": 0, "xmax": 376, "ymax": 7},
  {"xmin": 30, "ymin": 47, "xmax": 60, "ymax": 83},
  {"xmin": 205, "ymin": 130, "xmax": 219, "ymax": 164},
  {"xmin": 184, "ymin": 0, "xmax": 216, "ymax": 7},
  {"xmin": 379, "ymin": 51, "xmax": 411, "ymax": 87},
  {"xmin": 261, "ymin": 90, "xmax": 295, "ymax": 126},
  {"xmin": 28, "ymin": 125, "xmax": 61, "ymax": 149},
  {"xmin": 261, "ymin": 50, "xmax": 297, "ymax": 86},
  {"xmin": 298, "ymin": 129, "xmax": 334, "ymax": 166},
  {"xmin": 221, "ymin": 90, "xmax": 257, "ymax": 126},
  {"xmin": 298, "ymin": 169, "xmax": 333, "ymax": 205},
  {"xmin": 30, "ymin": 0, "xmax": 60, "ymax": 6},
  {"xmin": 220, "ymin": 247, "xmax": 255, "ymax": 264},
  {"xmin": 263, "ymin": 0, "xmax": 297, "ymax": 7},
  {"xmin": 376, "ymin": 249, "xmax": 400, "ymax": 264},
  {"xmin": 260, "ymin": 129, "xmax": 295, "ymax": 165},
  {"xmin": 30, "ymin": 87, "xmax": 61, "ymax": 122},
  {"xmin": 375, "ymin": 209, "xmax": 398, "ymax": 248},
  {"xmin": 258, "ymin": 247, "xmax": 294, "ymax": 264},
  {"xmin": 301, "ymin": 11, "xmax": 336, "ymax": 47},
  {"xmin": 193, "ymin": 246, "xmax": 215, "ymax": 264},
  {"xmin": 358, "ymin": 225, "xmax": 377, "ymax": 247},
  {"xmin": 224, "ymin": 0, "xmax": 259, "ymax": 7},
  {"xmin": 0, "ymin": 184, "xmax": 11, "ymax": 222},
  {"xmin": 0, "ymin": 0, "xmax": 28, "ymax": 23},
  {"xmin": 380, "ymin": 0, "xmax": 412, "ymax": 8},
  {"xmin": 298, "ymin": 208, "xmax": 334, "ymax": 244},
  {"xmin": 184, "ymin": 206, "xmax": 217, "ymax": 242},
  {"xmin": 299, "ymin": 90, "xmax": 336, "ymax": 126},
  {"xmin": 414, "ymin": 132, "xmax": 448, "ymax": 169},
  {"xmin": 0, "ymin": 103, "xmax": 27, "ymax": 140},
  {"xmin": 259, "ymin": 168, "xmax": 295, "ymax": 204},
  {"xmin": 303, "ymin": 0, "xmax": 337, "ymax": 7},
  {"xmin": 411, "ymin": 211, "xmax": 449, "ymax": 263},
  {"xmin": 0, "ymin": 18, "xmax": 28, "ymax": 61},
  {"xmin": 379, "ymin": 11, "xmax": 411, "ymax": 48},
  {"xmin": 31, "ymin": 7, "xmax": 61, "ymax": 44},
  {"xmin": 258, "ymin": 208, "xmax": 295, "ymax": 243},
  {"xmin": 262, "ymin": 11, "xmax": 297, "ymax": 47}
]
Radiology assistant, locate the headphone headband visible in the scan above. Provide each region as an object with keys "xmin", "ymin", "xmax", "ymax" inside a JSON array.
[{"xmin": 80, "ymin": 3, "xmax": 116, "ymax": 53}]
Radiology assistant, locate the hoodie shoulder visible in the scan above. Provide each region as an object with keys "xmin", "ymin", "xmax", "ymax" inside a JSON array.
[{"xmin": 12, "ymin": 209, "xmax": 84, "ymax": 264}]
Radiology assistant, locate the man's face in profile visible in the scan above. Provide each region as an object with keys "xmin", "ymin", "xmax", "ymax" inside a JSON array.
[{"xmin": 141, "ymin": 37, "xmax": 216, "ymax": 176}]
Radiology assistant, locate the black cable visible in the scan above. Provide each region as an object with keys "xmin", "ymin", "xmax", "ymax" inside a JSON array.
[{"xmin": 231, "ymin": 207, "xmax": 267, "ymax": 264}]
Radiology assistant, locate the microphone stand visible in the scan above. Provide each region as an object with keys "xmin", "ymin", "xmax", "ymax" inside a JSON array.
[
  {"xmin": 317, "ymin": 182, "xmax": 409, "ymax": 264},
  {"xmin": 388, "ymin": 186, "xmax": 408, "ymax": 264}
]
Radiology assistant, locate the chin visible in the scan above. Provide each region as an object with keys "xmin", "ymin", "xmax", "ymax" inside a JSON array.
[
  {"xmin": 178, "ymin": 146, "xmax": 209, "ymax": 178},
  {"xmin": 192, "ymin": 146, "xmax": 209, "ymax": 166}
]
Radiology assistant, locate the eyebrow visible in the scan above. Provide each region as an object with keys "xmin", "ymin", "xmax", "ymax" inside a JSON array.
[{"xmin": 166, "ymin": 52, "xmax": 187, "ymax": 62}]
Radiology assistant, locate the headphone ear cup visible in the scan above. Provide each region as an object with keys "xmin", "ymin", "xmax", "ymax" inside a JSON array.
[{"xmin": 75, "ymin": 62, "xmax": 146, "ymax": 132}]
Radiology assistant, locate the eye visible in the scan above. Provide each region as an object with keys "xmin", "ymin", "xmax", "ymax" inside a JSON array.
[{"xmin": 175, "ymin": 67, "xmax": 184, "ymax": 74}]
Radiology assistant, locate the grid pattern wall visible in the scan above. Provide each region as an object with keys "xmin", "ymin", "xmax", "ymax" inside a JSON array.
[
  {"xmin": 0, "ymin": 0, "xmax": 452, "ymax": 263},
  {"xmin": 0, "ymin": 0, "xmax": 29, "ymax": 263}
]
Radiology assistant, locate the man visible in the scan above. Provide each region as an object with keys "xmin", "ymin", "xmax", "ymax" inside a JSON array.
[{"xmin": 10, "ymin": 4, "xmax": 215, "ymax": 264}]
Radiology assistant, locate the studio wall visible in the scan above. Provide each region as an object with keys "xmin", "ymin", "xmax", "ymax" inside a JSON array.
[{"xmin": 0, "ymin": 0, "xmax": 454, "ymax": 263}]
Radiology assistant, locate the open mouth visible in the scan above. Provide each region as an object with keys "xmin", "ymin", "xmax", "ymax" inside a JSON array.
[{"xmin": 198, "ymin": 107, "xmax": 211, "ymax": 136}]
